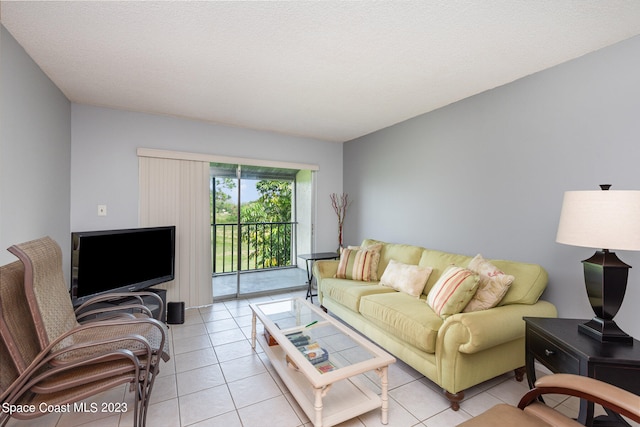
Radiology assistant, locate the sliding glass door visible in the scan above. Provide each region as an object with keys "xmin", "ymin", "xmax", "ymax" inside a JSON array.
[{"xmin": 211, "ymin": 163, "xmax": 313, "ymax": 299}]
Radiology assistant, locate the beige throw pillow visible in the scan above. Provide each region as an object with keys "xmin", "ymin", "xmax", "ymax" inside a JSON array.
[
  {"xmin": 463, "ymin": 254, "xmax": 515, "ymax": 312},
  {"xmin": 379, "ymin": 260, "xmax": 433, "ymax": 298},
  {"xmin": 427, "ymin": 265, "xmax": 479, "ymax": 318}
]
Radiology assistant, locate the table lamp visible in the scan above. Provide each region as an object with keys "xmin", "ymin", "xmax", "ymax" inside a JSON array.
[{"xmin": 556, "ymin": 185, "xmax": 640, "ymax": 344}]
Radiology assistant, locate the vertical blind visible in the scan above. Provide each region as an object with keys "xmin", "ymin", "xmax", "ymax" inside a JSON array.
[{"xmin": 138, "ymin": 156, "xmax": 212, "ymax": 307}]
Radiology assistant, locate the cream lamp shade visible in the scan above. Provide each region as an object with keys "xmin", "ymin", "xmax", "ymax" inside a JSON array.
[{"xmin": 556, "ymin": 190, "xmax": 640, "ymax": 251}]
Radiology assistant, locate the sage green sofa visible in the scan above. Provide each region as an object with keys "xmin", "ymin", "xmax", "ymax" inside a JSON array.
[{"xmin": 313, "ymin": 239, "xmax": 557, "ymax": 410}]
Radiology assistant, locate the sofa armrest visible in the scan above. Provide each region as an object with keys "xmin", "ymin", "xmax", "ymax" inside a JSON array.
[
  {"xmin": 313, "ymin": 260, "xmax": 339, "ymax": 304},
  {"xmin": 438, "ymin": 300, "xmax": 557, "ymax": 354},
  {"xmin": 313, "ymin": 259, "xmax": 339, "ymax": 281}
]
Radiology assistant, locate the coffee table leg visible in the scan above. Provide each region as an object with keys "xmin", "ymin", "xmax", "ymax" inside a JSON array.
[
  {"xmin": 378, "ymin": 366, "xmax": 389, "ymax": 424},
  {"xmin": 313, "ymin": 387, "xmax": 323, "ymax": 427},
  {"xmin": 251, "ymin": 311, "xmax": 257, "ymax": 350}
]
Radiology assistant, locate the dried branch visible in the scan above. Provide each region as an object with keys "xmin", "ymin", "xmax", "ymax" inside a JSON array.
[{"xmin": 330, "ymin": 193, "xmax": 350, "ymax": 226}]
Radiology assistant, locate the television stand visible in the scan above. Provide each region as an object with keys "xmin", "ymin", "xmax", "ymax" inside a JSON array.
[{"xmin": 75, "ymin": 288, "xmax": 167, "ymax": 323}]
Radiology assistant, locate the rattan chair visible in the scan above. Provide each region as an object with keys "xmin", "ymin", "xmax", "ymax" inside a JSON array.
[
  {"xmin": 7, "ymin": 237, "xmax": 170, "ymax": 363},
  {"xmin": 74, "ymin": 291, "xmax": 163, "ymax": 322},
  {"xmin": 457, "ymin": 373, "xmax": 640, "ymax": 427},
  {"xmin": 0, "ymin": 260, "xmax": 147, "ymax": 426},
  {"xmin": 5, "ymin": 237, "xmax": 171, "ymax": 426}
]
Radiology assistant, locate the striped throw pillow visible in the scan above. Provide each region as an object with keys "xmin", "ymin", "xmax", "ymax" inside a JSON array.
[
  {"xmin": 427, "ymin": 265, "xmax": 479, "ymax": 318},
  {"xmin": 335, "ymin": 244, "xmax": 382, "ymax": 282}
]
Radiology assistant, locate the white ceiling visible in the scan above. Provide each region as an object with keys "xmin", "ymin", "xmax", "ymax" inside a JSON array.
[{"xmin": 3, "ymin": 1, "xmax": 640, "ymax": 143}]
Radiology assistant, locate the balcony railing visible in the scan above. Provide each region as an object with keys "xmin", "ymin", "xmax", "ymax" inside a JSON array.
[{"xmin": 212, "ymin": 221, "xmax": 296, "ymax": 274}]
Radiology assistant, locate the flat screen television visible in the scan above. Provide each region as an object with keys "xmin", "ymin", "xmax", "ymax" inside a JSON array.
[{"xmin": 71, "ymin": 226, "xmax": 175, "ymax": 306}]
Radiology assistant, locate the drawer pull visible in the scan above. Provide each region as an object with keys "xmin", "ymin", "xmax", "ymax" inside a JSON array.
[{"xmin": 544, "ymin": 349, "xmax": 555, "ymax": 356}]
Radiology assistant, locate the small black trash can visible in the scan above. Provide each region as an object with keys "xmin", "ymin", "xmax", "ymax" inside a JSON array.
[{"xmin": 167, "ymin": 301, "xmax": 185, "ymax": 324}]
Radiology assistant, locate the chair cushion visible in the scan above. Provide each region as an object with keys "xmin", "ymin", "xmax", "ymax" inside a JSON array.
[
  {"xmin": 359, "ymin": 292, "xmax": 442, "ymax": 353},
  {"xmin": 456, "ymin": 403, "xmax": 557, "ymax": 427},
  {"xmin": 322, "ymin": 278, "xmax": 395, "ymax": 312},
  {"xmin": 523, "ymin": 402, "xmax": 584, "ymax": 427}
]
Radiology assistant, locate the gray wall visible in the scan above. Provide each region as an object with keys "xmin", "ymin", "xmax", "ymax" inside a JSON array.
[
  {"xmin": 70, "ymin": 104, "xmax": 343, "ymax": 253},
  {"xmin": 344, "ymin": 35, "xmax": 640, "ymax": 338},
  {"xmin": 0, "ymin": 25, "xmax": 71, "ymax": 271}
]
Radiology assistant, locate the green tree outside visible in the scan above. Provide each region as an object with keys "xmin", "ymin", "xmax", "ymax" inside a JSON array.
[{"xmin": 213, "ymin": 178, "xmax": 293, "ymax": 273}]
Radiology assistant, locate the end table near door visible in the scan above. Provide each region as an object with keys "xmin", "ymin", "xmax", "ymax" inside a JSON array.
[
  {"xmin": 524, "ymin": 317, "xmax": 640, "ymax": 427},
  {"xmin": 298, "ymin": 252, "xmax": 340, "ymax": 303}
]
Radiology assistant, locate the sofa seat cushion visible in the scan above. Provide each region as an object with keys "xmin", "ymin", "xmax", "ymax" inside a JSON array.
[
  {"xmin": 322, "ymin": 278, "xmax": 395, "ymax": 312},
  {"xmin": 359, "ymin": 292, "xmax": 443, "ymax": 353}
]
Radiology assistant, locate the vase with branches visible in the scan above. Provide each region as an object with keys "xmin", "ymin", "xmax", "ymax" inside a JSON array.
[{"xmin": 330, "ymin": 192, "xmax": 351, "ymax": 252}]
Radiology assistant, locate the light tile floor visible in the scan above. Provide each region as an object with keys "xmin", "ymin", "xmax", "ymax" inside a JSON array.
[{"xmin": 7, "ymin": 289, "xmax": 638, "ymax": 427}]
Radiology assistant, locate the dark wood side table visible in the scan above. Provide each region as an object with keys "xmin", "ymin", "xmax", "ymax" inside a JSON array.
[
  {"xmin": 524, "ymin": 317, "xmax": 640, "ymax": 427},
  {"xmin": 298, "ymin": 252, "xmax": 340, "ymax": 303}
]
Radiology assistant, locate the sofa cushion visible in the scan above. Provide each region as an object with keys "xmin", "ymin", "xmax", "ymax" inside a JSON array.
[
  {"xmin": 379, "ymin": 260, "xmax": 433, "ymax": 298},
  {"xmin": 491, "ymin": 260, "xmax": 548, "ymax": 306},
  {"xmin": 463, "ymin": 254, "xmax": 515, "ymax": 312},
  {"xmin": 359, "ymin": 292, "xmax": 442, "ymax": 354},
  {"xmin": 336, "ymin": 244, "xmax": 382, "ymax": 282},
  {"xmin": 418, "ymin": 250, "xmax": 474, "ymax": 295},
  {"xmin": 361, "ymin": 239, "xmax": 424, "ymax": 280},
  {"xmin": 321, "ymin": 278, "xmax": 395, "ymax": 312},
  {"xmin": 427, "ymin": 265, "xmax": 479, "ymax": 318}
]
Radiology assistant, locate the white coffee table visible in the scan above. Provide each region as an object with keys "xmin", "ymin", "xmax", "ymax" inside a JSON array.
[{"xmin": 250, "ymin": 298, "xmax": 395, "ymax": 427}]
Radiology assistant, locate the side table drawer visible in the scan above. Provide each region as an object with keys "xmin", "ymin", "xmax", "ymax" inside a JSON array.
[{"xmin": 529, "ymin": 329, "xmax": 580, "ymax": 375}]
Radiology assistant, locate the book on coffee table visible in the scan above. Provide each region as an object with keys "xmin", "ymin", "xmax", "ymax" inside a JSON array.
[
  {"xmin": 315, "ymin": 360, "xmax": 337, "ymax": 374},
  {"xmin": 285, "ymin": 331, "xmax": 311, "ymax": 347},
  {"xmin": 298, "ymin": 342, "xmax": 329, "ymax": 364}
]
